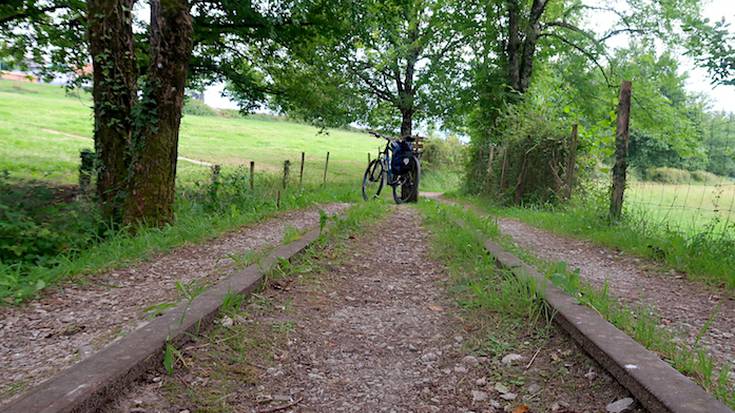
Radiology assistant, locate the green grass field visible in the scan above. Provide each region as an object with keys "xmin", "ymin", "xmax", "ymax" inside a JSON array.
[
  {"xmin": 627, "ymin": 181, "xmax": 735, "ymax": 234},
  {"xmin": 0, "ymin": 80, "xmax": 382, "ymax": 185}
]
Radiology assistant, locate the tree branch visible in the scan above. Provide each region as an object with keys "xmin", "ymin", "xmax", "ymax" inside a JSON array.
[
  {"xmin": 0, "ymin": 4, "xmax": 70, "ymax": 26},
  {"xmin": 540, "ymin": 32, "xmax": 612, "ymax": 87}
]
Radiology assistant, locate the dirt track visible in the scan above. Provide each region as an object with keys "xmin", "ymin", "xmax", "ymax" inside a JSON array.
[{"xmin": 107, "ymin": 206, "xmax": 640, "ymax": 413}]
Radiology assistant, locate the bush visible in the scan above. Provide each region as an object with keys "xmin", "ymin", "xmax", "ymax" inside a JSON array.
[
  {"xmin": 690, "ymin": 170, "xmax": 723, "ymax": 184},
  {"xmin": 183, "ymin": 99, "xmax": 217, "ymax": 117},
  {"xmin": 0, "ymin": 174, "xmax": 101, "ymax": 267},
  {"xmin": 644, "ymin": 167, "xmax": 691, "ymax": 183},
  {"xmin": 421, "ymin": 135, "xmax": 466, "ymax": 172},
  {"xmin": 467, "ymin": 99, "xmax": 582, "ymax": 205}
]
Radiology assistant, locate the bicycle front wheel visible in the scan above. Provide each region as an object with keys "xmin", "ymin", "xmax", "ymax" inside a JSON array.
[
  {"xmin": 392, "ymin": 156, "xmax": 420, "ymax": 204},
  {"xmin": 362, "ymin": 159, "xmax": 385, "ymax": 201}
]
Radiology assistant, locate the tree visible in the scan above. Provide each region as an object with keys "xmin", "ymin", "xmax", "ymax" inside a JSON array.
[
  {"xmin": 461, "ymin": 0, "xmax": 706, "ymax": 195},
  {"xmin": 2, "ymin": 0, "xmax": 350, "ymax": 224},
  {"xmin": 86, "ymin": 0, "xmax": 136, "ymax": 224},
  {"xmin": 2, "ymin": 0, "xmax": 193, "ymax": 227},
  {"xmin": 685, "ymin": 17, "xmax": 735, "ymax": 86},
  {"xmin": 124, "ymin": 0, "xmax": 192, "ymax": 226},
  {"xmin": 267, "ymin": 0, "xmax": 468, "ymax": 138}
]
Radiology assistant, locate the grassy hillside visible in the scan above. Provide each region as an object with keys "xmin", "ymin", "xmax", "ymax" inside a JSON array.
[{"xmin": 0, "ymin": 80, "xmax": 377, "ymax": 184}]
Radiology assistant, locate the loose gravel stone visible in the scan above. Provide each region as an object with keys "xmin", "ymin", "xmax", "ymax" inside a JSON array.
[{"xmin": 607, "ymin": 397, "xmax": 635, "ymax": 413}]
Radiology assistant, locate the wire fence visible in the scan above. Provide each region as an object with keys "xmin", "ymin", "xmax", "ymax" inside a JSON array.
[
  {"xmin": 626, "ymin": 179, "xmax": 735, "ymax": 237},
  {"xmin": 622, "ymin": 116, "xmax": 735, "ymax": 238}
]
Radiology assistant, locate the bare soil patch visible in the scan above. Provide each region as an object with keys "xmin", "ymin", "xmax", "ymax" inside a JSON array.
[
  {"xmin": 106, "ymin": 207, "xmax": 640, "ymax": 413},
  {"xmin": 0, "ymin": 203, "xmax": 348, "ymax": 404},
  {"xmin": 497, "ymin": 218, "xmax": 735, "ymax": 373}
]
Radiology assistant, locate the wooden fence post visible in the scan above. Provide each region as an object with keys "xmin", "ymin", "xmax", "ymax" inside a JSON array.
[
  {"xmin": 79, "ymin": 149, "xmax": 94, "ymax": 194},
  {"xmin": 276, "ymin": 190, "xmax": 281, "ymax": 208},
  {"xmin": 299, "ymin": 152, "xmax": 305, "ymax": 187},
  {"xmin": 499, "ymin": 146, "xmax": 508, "ymax": 192},
  {"xmin": 211, "ymin": 164, "xmax": 221, "ymax": 184},
  {"xmin": 610, "ymin": 80, "xmax": 632, "ymax": 221},
  {"xmin": 564, "ymin": 124, "xmax": 579, "ymax": 201},
  {"xmin": 486, "ymin": 145, "xmax": 495, "ymax": 190},
  {"xmin": 283, "ymin": 160, "xmax": 290, "ymax": 190},
  {"xmin": 323, "ymin": 151, "xmax": 330, "ymax": 185},
  {"xmin": 249, "ymin": 161, "xmax": 254, "ymax": 191}
]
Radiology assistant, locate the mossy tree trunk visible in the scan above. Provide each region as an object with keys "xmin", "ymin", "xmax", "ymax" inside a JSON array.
[
  {"xmin": 124, "ymin": 0, "xmax": 193, "ymax": 227},
  {"xmin": 87, "ymin": 0, "xmax": 136, "ymax": 224}
]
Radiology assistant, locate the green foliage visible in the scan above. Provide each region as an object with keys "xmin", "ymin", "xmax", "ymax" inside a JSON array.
[
  {"xmin": 220, "ymin": 291, "xmax": 245, "ymax": 316},
  {"xmin": 0, "ymin": 173, "xmax": 101, "ymax": 267},
  {"xmin": 282, "ymin": 225, "xmax": 302, "ymax": 244},
  {"xmin": 267, "ymin": 0, "xmax": 469, "ymax": 133},
  {"xmin": 420, "ymin": 135, "xmax": 466, "ymax": 172},
  {"xmin": 0, "ymin": 167, "xmax": 361, "ymax": 304},
  {"xmin": 417, "ymin": 200, "xmax": 547, "ymax": 325},
  {"xmin": 644, "ymin": 167, "xmax": 696, "ymax": 184},
  {"xmin": 636, "ymin": 167, "xmax": 726, "ymax": 184},
  {"xmin": 468, "ymin": 94, "xmax": 580, "ymax": 205},
  {"xmin": 182, "ymin": 99, "xmax": 217, "ymax": 117},
  {"xmin": 451, "ymin": 191, "xmax": 735, "ymax": 289},
  {"xmin": 163, "ymin": 341, "xmax": 181, "ymax": 376}
]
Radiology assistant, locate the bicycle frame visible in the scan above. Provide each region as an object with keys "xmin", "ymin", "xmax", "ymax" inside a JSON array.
[{"xmin": 369, "ymin": 131, "xmax": 416, "ymax": 187}]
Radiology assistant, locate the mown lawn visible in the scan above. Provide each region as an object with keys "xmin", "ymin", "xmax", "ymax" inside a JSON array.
[{"xmin": 0, "ymin": 80, "xmax": 378, "ymax": 185}]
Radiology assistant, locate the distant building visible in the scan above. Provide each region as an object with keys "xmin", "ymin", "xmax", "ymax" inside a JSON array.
[{"xmin": 0, "ymin": 70, "xmax": 39, "ymax": 82}]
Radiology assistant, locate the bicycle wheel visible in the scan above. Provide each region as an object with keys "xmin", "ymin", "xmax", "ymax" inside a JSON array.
[
  {"xmin": 392, "ymin": 155, "xmax": 420, "ymax": 204},
  {"xmin": 362, "ymin": 159, "xmax": 385, "ymax": 201}
]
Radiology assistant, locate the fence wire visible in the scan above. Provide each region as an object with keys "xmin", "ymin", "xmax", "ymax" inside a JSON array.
[{"xmin": 623, "ymin": 118, "xmax": 735, "ymax": 239}]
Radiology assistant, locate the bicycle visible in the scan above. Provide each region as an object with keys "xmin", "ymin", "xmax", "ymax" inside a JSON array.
[{"xmin": 361, "ymin": 131, "xmax": 421, "ymax": 204}]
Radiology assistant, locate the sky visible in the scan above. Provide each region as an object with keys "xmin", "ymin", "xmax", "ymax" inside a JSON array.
[
  {"xmin": 586, "ymin": 0, "xmax": 735, "ymax": 112},
  {"xmin": 684, "ymin": 0, "xmax": 735, "ymax": 112}
]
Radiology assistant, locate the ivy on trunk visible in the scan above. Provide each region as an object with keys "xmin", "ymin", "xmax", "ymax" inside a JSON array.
[
  {"xmin": 87, "ymin": 0, "xmax": 193, "ymax": 228},
  {"xmin": 87, "ymin": 0, "xmax": 136, "ymax": 224},
  {"xmin": 124, "ymin": 0, "xmax": 192, "ymax": 227}
]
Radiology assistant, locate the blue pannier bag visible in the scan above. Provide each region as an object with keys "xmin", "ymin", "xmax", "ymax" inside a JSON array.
[{"xmin": 391, "ymin": 140, "xmax": 413, "ymax": 175}]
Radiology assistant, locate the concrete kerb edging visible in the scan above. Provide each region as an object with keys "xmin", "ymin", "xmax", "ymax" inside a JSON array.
[
  {"xmin": 432, "ymin": 197, "xmax": 732, "ymax": 413},
  {"xmin": 3, "ymin": 219, "xmax": 334, "ymax": 413}
]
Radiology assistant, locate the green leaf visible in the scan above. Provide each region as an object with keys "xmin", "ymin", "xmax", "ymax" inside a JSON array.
[
  {"xmin": 34, "ymin": 279, "xmax": 46, "ymax": 291},
  {"xmin": 163, "ymin": 342, "xmax": 175, "ymax": 375}
]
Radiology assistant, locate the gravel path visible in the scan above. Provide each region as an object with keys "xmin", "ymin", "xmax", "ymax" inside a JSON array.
[
  {"xmin": 498, "ymin": 217, "xmax": 735, "ymax": 371},
  {"xmin": 0, "ymin": 203, "xmax": 348, "ymax": 404},
  {"xmin": 107, "ymin": 206, "xmax": 640, "ymax": 413}
]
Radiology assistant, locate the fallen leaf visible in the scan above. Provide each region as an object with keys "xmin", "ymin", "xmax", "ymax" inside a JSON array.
[
  {"xmin": 428, "ymin": 305, "xmax": 443, "ymax": 312},
  {"xmin": 513, "ymin": 405, "xmax": 529, "ymax": 413}
]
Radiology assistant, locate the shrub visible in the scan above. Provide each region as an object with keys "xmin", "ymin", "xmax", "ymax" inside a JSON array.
[
  {"xmin": 469, "ymin": 100, "xmax": 581, "ymax": 205},
  {"xmin": 421, "ymin": 135, "xmax": 466, "ymax": 172},
  {"xmin": 183, "ymin": 99, "xmax": 217, "ymax": 117},
  {"xmin": 644, "ymin": 167, "xmax": 691, "ymax": 183},
  {"xmin": 690, "ymin": 170, "xmax": 722, "ymax": 184}
]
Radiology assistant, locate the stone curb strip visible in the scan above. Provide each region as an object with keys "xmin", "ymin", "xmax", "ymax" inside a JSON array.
[
  {"xmin": 433, "ymin": 197, "xmax": 732, "ymax": 413},
  {"xmin": 3, "ymin": 222, "xmax": 329, "ymax": 413}
]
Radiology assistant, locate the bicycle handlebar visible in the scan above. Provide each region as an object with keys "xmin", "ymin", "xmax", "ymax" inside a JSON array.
[{"xmin": 368, "ymin": 130, "xmax": 419, "ymax": 143}]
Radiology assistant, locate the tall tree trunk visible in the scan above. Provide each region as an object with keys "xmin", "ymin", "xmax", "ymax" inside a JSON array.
[
  {"xmin": 505, "ymin": 0, "xmax": 548, "ymax": 94},
  {"xmin": 87, "ymin": 0, "xmax": 136, "ymax": 224},
  {"xmin": 505, "ymin": 0, "xmax": 521, "ymax": 92},
  {"xmin": 124, "ymin": 0, "xmax": 192, "ymax": 227},
  {"xmin": 609, "ymin": 80, "xmax": 632, "ymax": 221},
  {"xmin": 400, "ymin": 109, "xmax": 413, "ymax": 138}
]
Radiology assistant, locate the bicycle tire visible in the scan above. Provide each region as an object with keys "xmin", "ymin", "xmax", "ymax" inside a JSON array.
[
  {"xmin": 392, "ymin": 155, "xmax": 420, "ymax": 204},
  {"xmin": 362, "ymin": 159, "xmax": 385, "ymax": 201}
]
